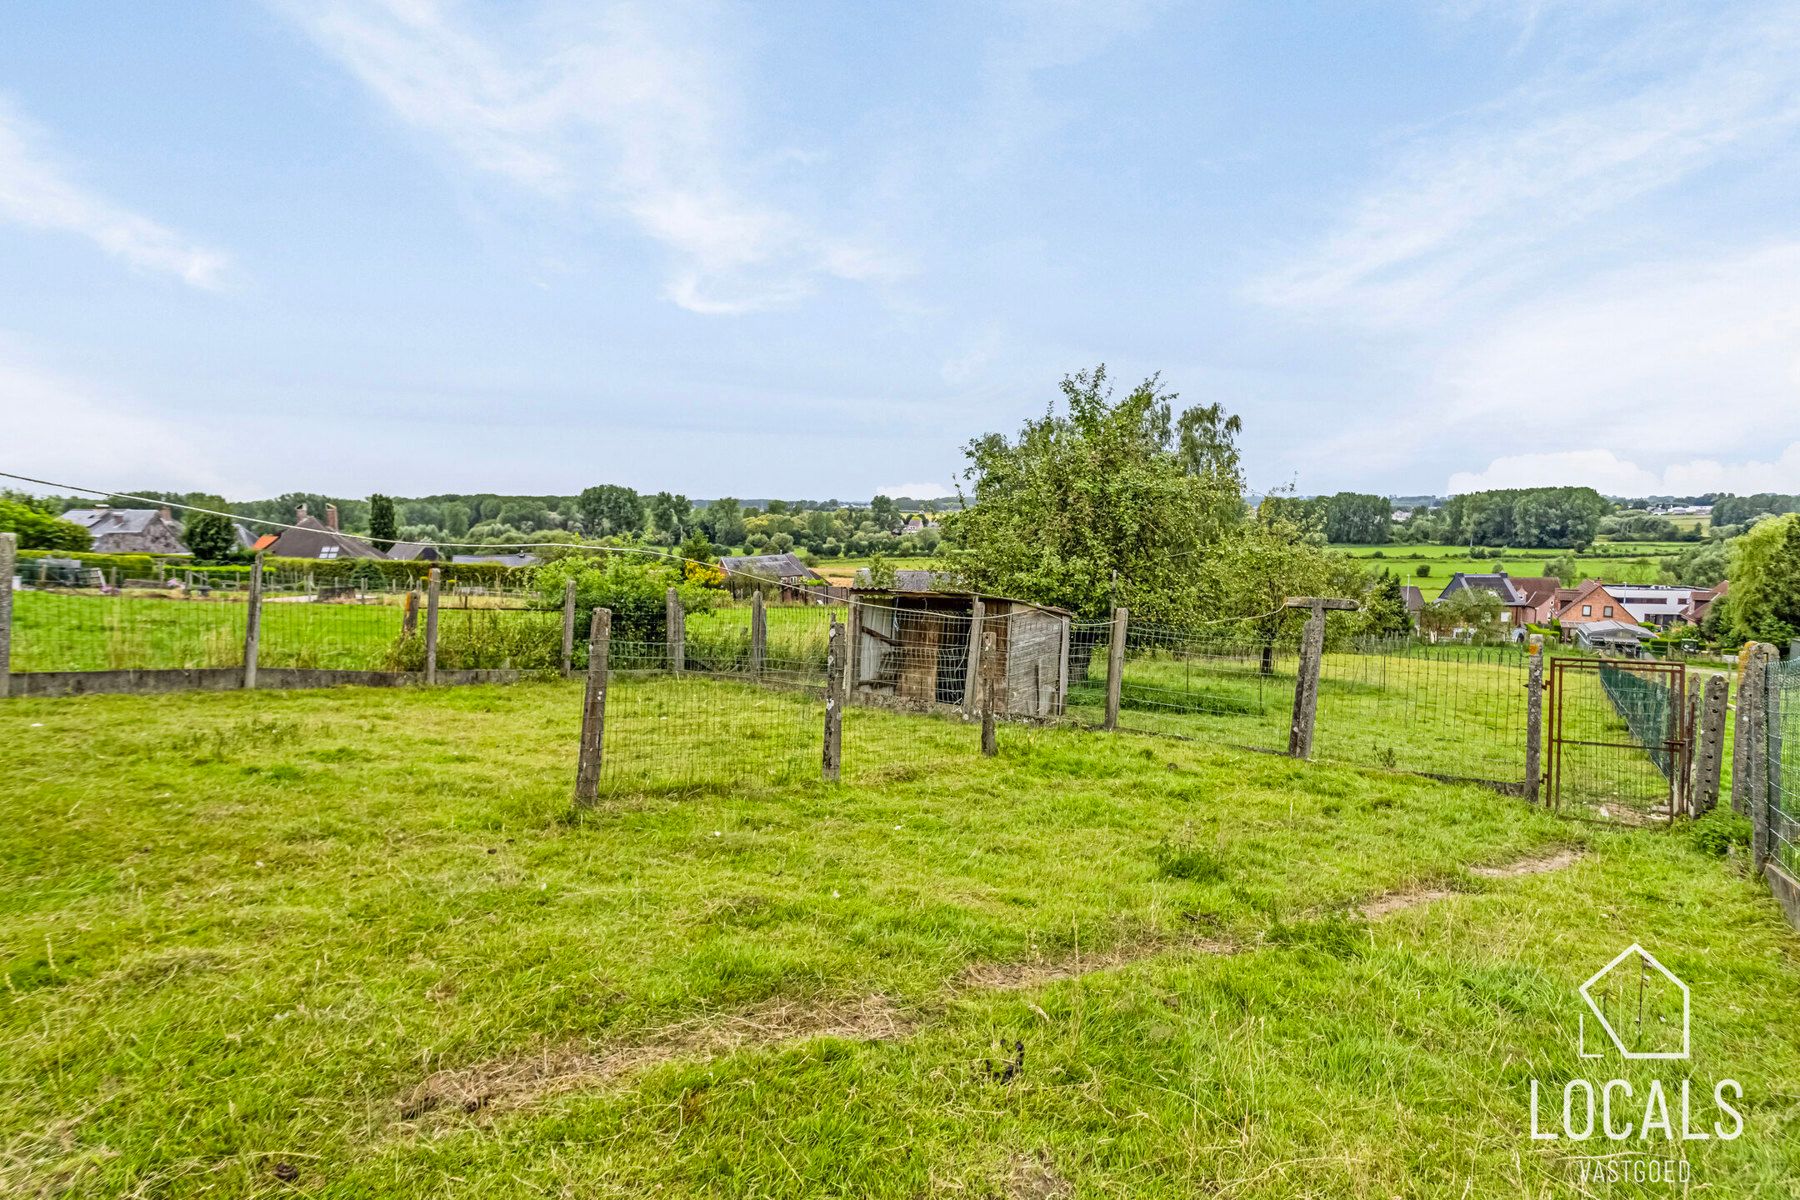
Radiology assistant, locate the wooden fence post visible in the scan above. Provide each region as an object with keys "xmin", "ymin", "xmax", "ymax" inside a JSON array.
[
  {"xmin": 1104, "ymin": 606, "xmax": 1128, "ymax": 731},
  {"xmin": 980, "ymin": 628, "xmax": 1000, "ymax": 756},
  {"xmin": 666, "ymin": 587, "xmax": 684, "ymax": 673},
  {"xmin": 401, "ymin": 589, "xmax": 420, "ymax": 638},
  {"xmin": 573, "ymin": 608, "xmax": 611, "ymax": 806},
  {"xmin": 560, "ymin": 578, "xmax": 578, "ymax": 678},
  {"xmin": 1695, "ymin": 673, "xmax": 1729, "ymax": 815},
  {"xmin": 749, "ymin": 589, "xmax": 767, "ymax": 680},
  {"xmin": 242, "ymin": 552, "xmax": 263, "ymax": 690},
  {"xmin": 1525, "ymin": 636, "xmax": 1544, "ymax": 802},
  {"xmin": 962, "ymin": 597, "xmax": 986, "ymax": 718},
  {"xmin": 424, "ymin": 567, "xmax": 441, "ymax": 685},
  {"xmin": 823, "ymin": 617, "xmax": 843, "ymax": 782},
  {"xmin": 0, "ymin": 532, "xmax": 14, "ymax": 699},
  {"xmin": 1283, "ymin": 597, "xmax": 1357, "ymax": 760}
]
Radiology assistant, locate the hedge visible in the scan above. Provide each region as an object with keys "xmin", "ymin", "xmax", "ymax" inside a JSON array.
[{"xmin": 13, "ymin": 548, "xmax": 533, "ymax": 589}]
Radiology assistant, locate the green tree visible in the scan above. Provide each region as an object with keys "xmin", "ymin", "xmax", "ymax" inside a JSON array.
[
  {"xmin": 1195, "ymin": 500, "xmax": 1348, "ymax": 670},
  {"xmin": 868, "ymin": 495, "xmax": 901, "ymax": 533},
  {"xmin": 1723, "ymin": 514, "xmax": 1800, "ymax": 645},
  {"xmin": 368, "ymin": 494, "xmax": 398, "ymax": 551},
  {"xmin": 182, "ymin": 510, "xmax": 239, "ymax": 561},
  {"xmin": 0, "ymin": 497, "xmax": 91, "ymax": 551},
  {"xmin": 1542, "ymin": 554, "xmax": 1579, "ymax": 586},
  {"xmin": 1666, "ymin": 539, "xmax": 1729, "ymax": 588},
  {"xmin": 440, "ymin": 501, "xmax": 471, "ymax": 537},
  {"xmin": 700, "ymin": 498, "xmax": 748, "ymax": 548},
  {"xmin": 954, "ymin": 366, "xmax": 1243, "ymax": 623},
  {"xmin": 1360, "ymin": 571, "xmax": 1413, "ymax": 637},
  {"xmin": 578, "ymin": 484, "xmax": 645, "ymax": 536},
  {"xmin": 648, "ymin": 492, "xmax": 693, "ymax": 544}
]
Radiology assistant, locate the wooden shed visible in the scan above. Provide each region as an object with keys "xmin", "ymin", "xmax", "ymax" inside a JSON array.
[{"xmin": 847, "ymin": 588, "xmax": 1072, "ymax": 717}]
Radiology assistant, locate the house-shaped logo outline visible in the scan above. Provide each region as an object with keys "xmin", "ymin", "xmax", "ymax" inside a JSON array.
[{"xmin": 1577, "ymin": 943, "xmax": 1689, "ymax": 1061}]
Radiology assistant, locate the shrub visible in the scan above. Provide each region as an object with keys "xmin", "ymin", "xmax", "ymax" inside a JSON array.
[
  {"xmin": 1415, "ymin": 564, "xmax": 1432, "ymax": 578},
  {"xmin": 1690, "ymin": 808, "xmax": 1751, "ymax": 857}
]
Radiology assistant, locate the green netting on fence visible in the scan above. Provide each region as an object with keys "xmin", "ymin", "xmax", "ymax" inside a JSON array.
[{"xmin": 1598, "ymin": 662, "xmax": 1676, "ymax": 780}]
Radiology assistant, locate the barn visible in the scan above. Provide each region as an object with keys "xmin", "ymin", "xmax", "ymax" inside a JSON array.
[{"xmin": 847, "ymin": 588, "xmax": 1072, "ymax": 718}]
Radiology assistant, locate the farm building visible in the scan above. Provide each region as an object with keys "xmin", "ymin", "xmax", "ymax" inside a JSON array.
[
  {"xmin": 261, "ymin": 505, "xmax": 384, "ymax": 560},
  {"xmin": 847, "ymin": 587, "xmax": 1072, "ymax": 717},
  {"xmin": 61, "ymin": 506, "xmax": 189, "ymax": 555}
]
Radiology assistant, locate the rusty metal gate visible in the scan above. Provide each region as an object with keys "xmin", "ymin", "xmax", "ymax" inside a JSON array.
[{"xmin": 1548, "ymin": 658, "xmax": 1690, "ymax": 823}]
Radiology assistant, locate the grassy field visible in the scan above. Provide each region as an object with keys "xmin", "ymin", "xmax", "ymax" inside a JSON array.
[
  {"xmin": 4, "ymin": 679, "xmax": 1797, "ymax": 1196},
  {"xmin": 1334, "ymin": 544, "xmax": 1686, "ymax": 598}
]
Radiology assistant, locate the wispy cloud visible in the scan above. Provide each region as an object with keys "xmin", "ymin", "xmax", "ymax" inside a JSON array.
[
  {"xmin": 0, "ymin": 101, "xmax": 230, "ymax": 289},
  {"xmin": 284, "ymin": 0, "xmax": 900, "ymax": 314},
  {"xmin": 1448, "ymin": 443, "xmax": 1800, "ymax": 495},
  {"xmin": 1249, "ymin": 4, "xmax": 1800, "ymax": 319}
]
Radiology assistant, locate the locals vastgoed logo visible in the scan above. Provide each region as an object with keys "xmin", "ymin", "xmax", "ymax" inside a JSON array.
[{"xmin": 1528, "ymin": 944, "xmax": 1742, "ymax": 1166}]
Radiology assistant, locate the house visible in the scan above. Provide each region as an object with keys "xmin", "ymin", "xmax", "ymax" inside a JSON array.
[
  {"xmin": 1601, "ymin": 584, "xmax": 1711, "ymax": 628},
  {"xmin": 1557, "ymin": 580, "xmax": 1635, "ymax": 631},
  {"xmin": 1400, "ymin": 585, "xmax": 1426, "ymax": 628},
  {"xmin": 719, "ymin": 552, "xmax": 825, "ymax": 586},
  {"xmin": 848, "ymin": 587, "xmax": 1071, "ymax": 718},
  {"xmin": 386, "ymin": 542, "xmax": 443, "ymax": 562},
  {"xmin": 1437, "ymin": 571, "xmax": 1525, "ymax": 630},
  {"xmin": 260, "ymin": 504, "xmax": 384, "ymax": 560},
  {"xmin": 1685, "ymin": 580, "xmax": 1727, "ymax": 625},
  {"xmin": 61, "ymin": 506, "xmax": 189, "ymax": 555},
  {"xmin": 1504, "ymin": 576, "xmax": 1561, "ymax": 626}
]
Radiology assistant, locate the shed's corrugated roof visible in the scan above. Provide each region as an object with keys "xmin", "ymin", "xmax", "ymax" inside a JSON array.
[{"xmin": 717, "ymin": 553, "xmax": 824, "ymax": 581}]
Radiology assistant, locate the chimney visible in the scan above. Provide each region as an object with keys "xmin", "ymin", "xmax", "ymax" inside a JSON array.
[
  {"xmin": 326, "ymin": 504, "xmax": 339, "ymax": 531},
  {"xmin": 158, "ymin": 506, "xmax": 172, "ymax": 521},
  {"xmin": 296, "ymin": 503, "xmax": 308, "ymax": 521}
]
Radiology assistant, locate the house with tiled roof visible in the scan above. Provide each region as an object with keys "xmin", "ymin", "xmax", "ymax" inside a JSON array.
[
  {"xmin": 260, "ymin": 504, "xmax": 384, "ymax": 561},
  {"xmin": 61, "ymin": 506, "xmax": 189, "ymax": 555}
]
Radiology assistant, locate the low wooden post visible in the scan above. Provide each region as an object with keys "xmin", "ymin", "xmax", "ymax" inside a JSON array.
[
  {"xmin": 573, "ymin": 608, "xmax": 611, "ymax": 806},
  {"xmin": 666, "ymin": 587, "xmax": 685, "ymax": 673},
  {"xmin": 424, "ymin": 567, "xmax": 441, "ymax": 685},
  {"xmin": 0, "ymin": 532, "xmax": 15, "ymax": 699},
  {"xmin": 560, "ymin": 578, "xmax": 578, "ymax": 678},
  {"xmin": 242, "ymin": 552, "xmax": 264, "ymax": 690},
  {"xmin": 823, "ymin": 617, "xmax": 844, "ymax": 782},
  {"xmin": 980, "ymin": 628, "xmax": 1000, "ymax": 756},
  {"xmin": 1525, "ymin": 636, "xmax": 1544, "ymax": 803},
  {"xmin": 401, "ymin": 589, "xmax": 420, "ymax": 638},
  {"xmin": 749, "ymin": 589, "xmax": 767, "ymax": 680},
  {"xmin": 1104, "ymin": 606, "xmax": 1128, "ymax": 731},
  {"xmin": 961, "ymin": 597, "xmax": 986, "ymax": 718},
  {"xmin": 1694, "ymin": 673, "xmax": 1729, "ymax": 815},
  {"xmin": 1285, "ymin": 597, "xmax": 1357, "ymax": 759}
]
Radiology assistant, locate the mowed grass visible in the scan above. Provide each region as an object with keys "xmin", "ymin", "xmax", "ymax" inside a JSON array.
[
  {"xmin": 3, "ymin": 682, "xmax": 1798, "ymax": 1196},
  {"xmin": 1333, "ymin": 546, "xmax": 1684, "ymax": 599}
]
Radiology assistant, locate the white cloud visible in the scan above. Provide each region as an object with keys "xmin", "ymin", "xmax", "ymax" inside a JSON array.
[
  {"xmin": 0, "ymin": 102, "xmax": 230, "ymax": 289},
  {"xmin": 1249, "ymin": 5, "xmax": 1800, "ymax": 320},
  {"xmin": 0, "ymin": 337, "xmax": 236, "ymax": 493},
  {"xmin": 874, "ymin": 481, "xmax": 956, "ymax": 499},
  {"xmin": 1449, "ymin": 443, "xmax": 1800, "ymax": 494},
  {"xmin": 284, "ymin": 0, "xmax": 900, "ymax": 314}
]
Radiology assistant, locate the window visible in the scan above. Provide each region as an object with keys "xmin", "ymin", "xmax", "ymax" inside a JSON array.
[
  {"xmin": 318, "ymin": 545, "xmax": 340, "ymax": 560},
  {"xmin": 1582, "ymin": 604, "xmax": 1592, "ymax": 616},
  {"xmin": 1603, "ymin": 605, "xmax": 1613, "ymax": 618}
]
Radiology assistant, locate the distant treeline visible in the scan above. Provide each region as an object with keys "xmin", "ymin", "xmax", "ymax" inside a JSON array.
[{"xmin": 1711, "ymin": 493, "xmax": 1800, "ymax": 528}]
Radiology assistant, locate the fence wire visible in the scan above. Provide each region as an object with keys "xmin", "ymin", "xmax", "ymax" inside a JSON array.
[
  {"xmin": 1314, "ymin": 640, "xmax": 1528, "ymax": 787},
  {"xmin": 1769, "ymin": 657, "xmax": 1798, "ymax": 876}
]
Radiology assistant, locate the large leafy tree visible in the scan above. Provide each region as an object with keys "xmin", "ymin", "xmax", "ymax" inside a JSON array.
[
  {"xmin": 182, "ymin": 508, "xmax": 239, "ymax": 561},
  {"xmin": 1194, "ymin": 499, "xmax": 1353, "ymax": 669},
  {"xmin": 1724, "ymin": 514, "xmax": 1800, "ymax": 646},
  {"xmin": 578, "ymin": 484, "xmax": 645, "ymax": 536},
  {"xmin": 0, "ymin": 495, "xmax": 91, "ymax": 551},
  {"xmin": 368, "ymin": 494, "xmax": 398, "ymax": 551},
  {"xmin": 953, "ymin": 366, "xmax": 1244, "ymax": 623}
]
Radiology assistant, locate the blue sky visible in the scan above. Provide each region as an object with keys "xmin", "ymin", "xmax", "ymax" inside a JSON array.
[{"xmin": 3, "ymin": 1, "xmax": 1798, "ymax": 501}]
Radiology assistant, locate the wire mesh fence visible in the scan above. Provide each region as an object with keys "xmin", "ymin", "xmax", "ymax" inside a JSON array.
[
  {"xmin": 10, "ymin": 589, "xmax": 250, "ymax": 671},
  {"xmin": 1314, "ymin": 640, "xmax": 1529, "ymax": 787},
  {"xmin": 1768, "ymin": 656, "xmax": 1798, "ymax": 878}
]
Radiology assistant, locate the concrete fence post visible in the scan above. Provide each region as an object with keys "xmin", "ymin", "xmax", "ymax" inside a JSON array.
[
  {"xmin": 0, "ymin": 532, "xmax": 15, "ymax": 699},
  {"xmin": 573, "ymin": 608, "xmax": 611, "ymax": 807},
  {"xmin": 1104, "ymin": 606, "xmax": 1128, "ymax": 731},
  {"xmin": 424, "ymin": 567, "xmax": 441, "ymax": 685},
  {"xmin": 1288, "ymin": 605, "xmax": 1325, "ymax": 759},
  {"xmin": 666, "ymin": 587, "xmax": 684, "ymax": 673},
  {"xmin": 1746, "ymin": 645, "xmax": 1774, "ymax": 870},
  {"xmin": 1695, "ymin": 673, "xmax": 1729, "ymax": 815},
  {"xmin": 1732, "ymin": 650, "xmax": 1756, "ymax": 816},
  {"xmin": 980, "ymin": 628, "xmax": 1000, "ymax": 756},
  {"xmin": 846, "ymin": 597, "xmax": 863, "ymax": 701},
  {"xmin": 961, "ymin": 597, "xmax": 986, "ymax": 718},
  {"xmin": 823, "ymin": 617, "xmax": 844, "ymax": 782},
  {"xmin": 1525, "ymin": 637, "xmax": 1544, "ymax": 802},
  {"xmin": 560, "ymin": 578, "xmax": 578, "ymax": 678},
  {"xmin": 749, "ymin": 589, "xmax": 767, "ymax": 680},
  {"xmin": 242, "ymin": 552, "xmax": 264, "ymax": 690}
]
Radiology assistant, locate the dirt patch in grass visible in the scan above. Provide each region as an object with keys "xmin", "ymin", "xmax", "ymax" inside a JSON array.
[
  {"xmin": 956, "ymin": 936, "xmax": 1236, "ymax": 991},
  {"xmin": 1356, "ymin": 845, "xmax": 1584, "ymax": 919},
  {"xmin": 1003, "ymin": 1151, "xmax": 1074, "ymax": 1199},
  {"xmin": 1467, "ymin": 846, "xmax": 1582, "ymax": 878},
  {"xmin": 398, "ymin": 994, "xmax": 909, "ymax": 1124}
]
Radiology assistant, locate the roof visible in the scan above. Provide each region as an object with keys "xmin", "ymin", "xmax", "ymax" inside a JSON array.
[
  {"xmin": 59, "ymin": 507, "xmax": 189, "ymax": 554},
  {"xmin": 1575, "ymin": 620, "xmax": 1652, "ymax": 644},
  {"xmin": 1400, "ymin": 585, "xmax": 1425, "ymax": 612},
  {"xmin": 262, "ymin": 514, "xmax": 385, "ymax": 560},
  {"xmin": 717, "ymin": 553, "xmax": 825, "ymax": 583},
  {"xmin": 853, "ymin": 568, "xmax": 954, "ymax": 592},
  {"xmin": 1506, "ymin": 577, "xmax": 1559, "ymax": 606},
  {"xmin": 62, "ymin": 508, "xmax": 167, "ymax": 534},
  {"xmin": 386, "ymin": 541, "xmax": 441, "ymax": 561},
  {"xmin": 848, "ymin": 585, "xmax": 1073, "ymax": 617},
  {"xmin": 1441, "ymin": 572, "xmax": 1523, "ymax": 603}
]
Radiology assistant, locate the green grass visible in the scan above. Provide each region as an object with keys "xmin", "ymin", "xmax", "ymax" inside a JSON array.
[
  {"xmin": 4, "ymin": 680, "xmax": 1798, "ymax": 1196},
  {"xmin": 1334, "ymin": 546, "xmax": 1682, "ymax": 598}
]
